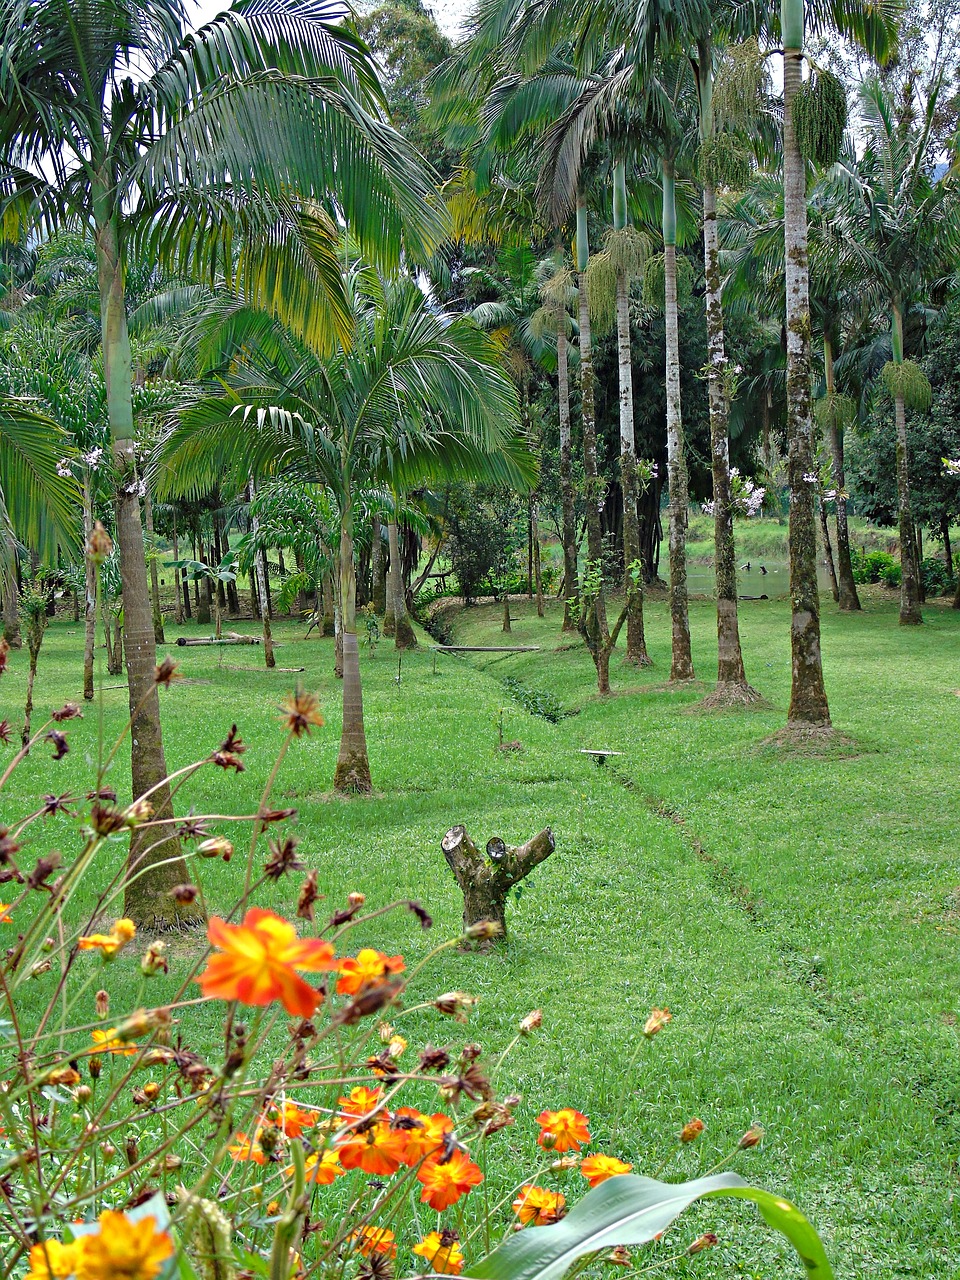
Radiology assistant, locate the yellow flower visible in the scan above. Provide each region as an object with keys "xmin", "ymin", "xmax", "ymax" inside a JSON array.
[
  {"xmin": 91, "ymin": 1028, "xmax": 138, "ymax": 1057},
  {"xmin": 75, "ymin": 1210, "xmax": 173, "ymax": 1280},
  {"xmin": 25, "ymin": 1240, "xmax": 80, "ymax": 1280},
  {"xmin": 79, "ymin": 919, "xmax": 136, "ymax": 958},
  {"xmin": 413, "ymin": 1231, "xmax": 465, "ymax": 1275}
]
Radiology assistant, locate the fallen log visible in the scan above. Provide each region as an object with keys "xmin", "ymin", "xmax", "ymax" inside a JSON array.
[
  {"xmin": 176, "ymin": 632, "xmax": 261, "ymax": 647},
  {"xmin": 441, "ymin": 824, "xmax": 555, "ymax": 944}
]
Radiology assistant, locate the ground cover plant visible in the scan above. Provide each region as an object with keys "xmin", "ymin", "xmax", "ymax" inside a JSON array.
[{"xmin": 0, "ymin": 577, "xmax": 957, "ymax": 1277}]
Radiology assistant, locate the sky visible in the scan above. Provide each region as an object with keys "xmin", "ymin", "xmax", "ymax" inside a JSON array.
[{"xmin": 189, "ymin": 0, "xmax": 470, "ymax": 39}]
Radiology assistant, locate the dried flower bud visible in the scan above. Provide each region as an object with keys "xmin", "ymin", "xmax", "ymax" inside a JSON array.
[
  {"xmin": 503, "ymin": 1095, "xmax": 521, "ymax": 1108},
  {"xmin": 265, "ymin": 835, "xmax": 303, "ymax": 880},
  {"xmin": 418, "ymin": 1045, "xmax": 451, "ymax": 1072},
  {"xmin": 463, "ymin": 920, "xmax": 502, "ymax": 941},
  {"xmin": 154, "ymin": 657, "xmax": 180, "ymax": 688},
  {"xmin": 279, "ymin": 688, "xmax": 324, "ymax": 737},
  {"xmin": 171, "ymin": 883, "xmax": 198, "ymax": 905},
  {"xmin": 125, "ymin": 1137, "xmax": 138, "ymax": 1165},
  {"xmin": 30, "ymin": 958, "xmax": 52, "ymax": 977},
  {"xmin": 519, "ymin": 1009, "xmax": 542, "ymax": 1035},
  {"xmin": 680, "ymin": 1118, "xmax": 704, "ymax": 1144},
  {"xmin": 347, "ymin": 891, "xmax": 366, "ymax": 907},
  {"xmin": 258, "ymin": 1124, "xmax": 282, "ymax": 1156},
  {"xmin": 75, "ymin": 1085, "xmax": 92, "ymax": 1104},
  {"xmin": 142, "ymin": 1082, "xmax": 161, "ymax": 1101},
  {"xmin": 116, "ymin": 1007, "xmax": 170, "ymax": 1040},
  {"xmin": 51, "ymin": 702, "xmax": 82, "ymax": 723},
  {"xmin": 87, "ymin": 521, "xmax": 113, "ymax": 563},
  {"xmin": 606, "ymin": 1247, "xmax": 632, "ymax": 1266},
  {"xmin": 686, "ymin": 1234, "xmax": 719, "ymax": 1256},
  {"xmin": 296, "ymin": 870, "xmax": 321, "ymax": 921},
  {"xmin": 141, "ymin": 941, "xmax": 168, "ymax": 976},
  {"xmin": 434, "ymin": 991, "xmax": 479, "ymax": 1022},
  {"xmin": 95, "ymin": 989, "xmax": 110, "ymax": 1018},
  {"xmin": 550, "ymin": 1155, "xmax": 580, "ymax": 1172},
  {"xmin": 88, "ymin": 1056, "xmax": 102, "ymax": 1080},
  {"xmin": 141, "ymin": 1047, "xmax": 175, "ymax": 1068},
  {"xmin": 45, "ymin": 730, "xmax": 69, "ymax": 761},
  {"xmin": 197, "ymin": 836, "xmax": 233, "ymax": 861},
  {"xmin": 642, "ymin": 1007, "xmax": 672, "ymax": 1038},
  {"xmin": 738, "ymin": 1125, "xmax": 764, "ymax": 1150}
]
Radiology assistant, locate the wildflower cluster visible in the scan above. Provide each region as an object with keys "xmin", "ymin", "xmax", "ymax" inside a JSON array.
[{"xmin": 702, "ymin": 468, "xmax": 766, "ymax": 518}]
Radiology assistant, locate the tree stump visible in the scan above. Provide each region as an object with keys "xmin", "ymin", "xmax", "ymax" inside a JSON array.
[{"xmin": 441, "ymin": 824, "xmax": 555, "ymax": 943}]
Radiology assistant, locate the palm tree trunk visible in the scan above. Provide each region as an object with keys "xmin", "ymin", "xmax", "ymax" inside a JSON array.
[
  {"xmin": 387, "ymin": 510, "xmax": 417, "ymax": 649},
  {"xmin": 819, "ymin": 499, "xmax": 839, "ymax": 601},
  {"xmin": 334, "ymin": 482, "xmax": 372, "ymax": 794},
  {"xmin": 171, "ymin": 511, "xmax": 184, "ymax": 625},
  {"xmin": 82, "ymin": 473, "xmax": 96, "ymax": 699},
  {"xmin": 616, "ymin": 265, "xmax": 650, "ymax": 666},
  {"xmin": 531, "ymin": 501, "xmax": 544, "ymax": 618},
  {"xmin": 663, "ymin": 162, "xmax": 695, "ymax": 681},
  {"xmin": 782, "ymin": 26, "xmax": 832, "ymax": 728},
  {"xmin": 576, "ymin": 200, "xmax": 612, "ymax": 695},
  {"xmin": 249, "ymin": 479, "xmax": 275, "ymax": 667},
  {"xmin": 890, "ymin": 304, "xmax": 922, "ymax": 624},
  {"xmin": 557, "ymin": 327, "xmax": 579, "ymax": 631},
  {"xmin": 372, "ymin": 516, "xmax": 387, "ymax": 615},
  {"xmin": 143, "ymin": 484, "xmax": 165, "ymax": 644},
  {"xmin": 823, "ymin": 338, "xmax": 861, "ymax": 610},
  {"xmin": 2, "ymin": 543, "xmax": 20, "ymax": 650},
  {"xmin": 95, "ymin": 203, "xmax": 197, "ymax": 926},
  {"xmin": 941, "ymin": 515, "xmax": 952, "ymax": 578}
]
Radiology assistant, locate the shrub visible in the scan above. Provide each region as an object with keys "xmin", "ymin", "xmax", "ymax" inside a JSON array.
[
  {"xmin": 920, "ymin": 557, "xmax": 956, "ymax": 596},
  {"xmin": 850, "ymin": 547, "xmax": 899, "ymax": 585}
]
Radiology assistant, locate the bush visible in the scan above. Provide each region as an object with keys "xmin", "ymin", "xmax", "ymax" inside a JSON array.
[
  {"xmin": 851, "ymin": 547, "xmax": 900, "ymax": 585},
  {"xmin": 501, "ymin": 676, "xmax": 573, "ymax": 723},
  {"xmin": 920, "ymin": 556, "xmax": 956, "ymax": 596}
]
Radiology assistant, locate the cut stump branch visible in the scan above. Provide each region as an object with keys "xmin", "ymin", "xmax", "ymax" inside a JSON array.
[{"xmin": 441, "ymin": 824, "xmax": 555, "ymax": 944}]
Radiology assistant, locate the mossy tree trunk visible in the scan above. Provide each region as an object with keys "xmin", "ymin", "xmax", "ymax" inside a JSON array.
[
  {"xmin": 372, "ymin": 516, "xmax": 387, "ymax": 616},
  {"xmin": 890, "ymin": 303, "xmax": 922, "ymax": 625},
  {"xmin": 387, "ymin": 509, "xmax": 417, "ymax": 649},
  {"xmin": 249, "ymin": 479, "xmax": 275, "ymax": 668},
  {"xmin": 95, "ymin": 191, "xmax": 198, "ymax": 926},
  {"xmin": 143, "ymin": 484, "xmax": 165, "ymax": 644},
  {"xmin": 663, "ymin": 161, "xmax": 695, "ymax": 682},
  {"xmin": 782, "ymin": 24, "xmax": 832, "ymax": 728},
  {"xmin": 823, "ymin": 337, "xmax": 861, "ymax": 610},
  {"xmin": 557, "ymin": 326, "xmax": 579, "ymax": 631}
]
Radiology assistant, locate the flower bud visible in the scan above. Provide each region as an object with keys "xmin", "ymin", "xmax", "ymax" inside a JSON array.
[
  {"xmin": 686, "ymin": 1234, "xmax": 719, "ymax": 1256},
  {"xmin": 434, "ymin": 991, "xmax": 479, "ymax": 1022},
  {"xmin": 75, "ymin": 1085, "xmax": 92, "ymax": 1104},
  {"xmin": 30, "ymin": 959, "xmax": 52, "ymax": 978},
  {"xmin": 140, "ymin": 940, "xmax": 168, "ymax": 976},
  {"xmin": 463, "ymin": 920, "xmax": 502, "ymax": 941},
  {"xmin": 41, "ymin": 937, "xmax": 55, "ymax": 953},
  {"xmin": 88, "ymin": 1056, "xmax": 102, "ymax": 1080},
  {"xmin": 198, "ymin": 836, "xmax": 233, "ymax": 861},
  {"xmin": 347, "ymin": 891, "xmax": 366, "ymax": 907},
  {"xmin": 87, "ymin": 521, "xmax": 113, "ymax": 563},
  {"xmin": 738, "ymin": 1124, "xmax": 764, "ymax": 1150},
  {"xmin": 124, "ymin": 798, "xmax": 154, "ymax": 826},
  {"xmin": 642, "ymin": 1007, "xmax": 671, "ymax": 1038},
  {"xmin": 519, "ymin": 1009, "xmax": 543, "ymax": 1035},
  {"xmin": 95, "ymin": 989, "xmax": 109, "ymax": 1018},
  {"xmin": 171, "ymin": 883, "xmax": 198, "ymax": 904},
  {"xmin": 125, "ymin": 1137, "xmax": 139, "ymax": 1165},
  {"xmin": 100, "ymin": 1143, "xmax": 116, "ymax": 1159}
]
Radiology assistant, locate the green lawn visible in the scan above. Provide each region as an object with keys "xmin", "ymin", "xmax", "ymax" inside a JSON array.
[{"xmin": 4, "ymin": 586, "xmax": 959, "ymax": 1277}]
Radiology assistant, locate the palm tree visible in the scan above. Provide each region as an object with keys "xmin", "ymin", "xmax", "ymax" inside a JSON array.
[
  {"xmin": 0, "ymin": 0, "xmax": 444, "ymax": 922},
  {"xmin": 157, "ymin": 274, "xmax": 530, "ymax": 793},
  {"xmin": 833, "ymin": 77, "xmax": 956, "ymax": 625}
]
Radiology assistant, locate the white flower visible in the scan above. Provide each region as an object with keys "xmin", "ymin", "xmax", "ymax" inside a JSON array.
[
  {"xmin": 803, "ymin": 472, "xmax": 818, "ymax": 484},
  {"xmin": 82, "ymin": 446, "xmax": 104, "ymax": 469},
  {"xmin": 942, "ymin": 458, "xmax": 960, "ymax": 476},
  {"xmin": 56, "ymin": 460, "xmax": 73, "ymax": 478},
  {"xmin": 702, "ymin": 500, "xmax": 715, "ymax": 516},
  {"xmin": 125, "ymin": 479, "xmax": 148, "ymax": 498}
]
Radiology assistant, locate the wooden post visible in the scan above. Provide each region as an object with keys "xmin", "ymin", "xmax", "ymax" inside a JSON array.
[{"xmin": 441, "ymin": 824, "xmax": 555, "ymax": 943}]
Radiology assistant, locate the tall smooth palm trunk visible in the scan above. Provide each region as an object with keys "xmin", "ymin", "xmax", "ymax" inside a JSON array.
[
  {"xmin": 249, "ymin": 479, "xmax": 275, "ymax": 667},
  {"xmin": 663, "ymin": 163, "xmax": 695, "ymax": 681},
  {"xmin": 143, "ymin": 485, "xmax": 164, "ymax": 643},
  {"xmin": 334, "ymin": 484, "xmax": 372, "ymax": 793},
  {"xmin": 371, "ymin": 516, "xmax": 387, "ymax": 615},
  {"xmin": 82, "ymin": 472, "xmax": 97, "ymax": 699},
  {"xmin": 822, "ymin": 339, "xmax": 861, "ymax": 610},
  {"xmin": 387, "ymin": 510, "xmax": 417, "ymax": 648},
  {"xmin": 782, "ymin": 17, "xmax": 831, "ymax": 727},
  {"xmin": 96, "ymin": 209, "xmax": 198, "ymax": 925},
  {"xmin": 616, "ymin": 271, "xmax": 651, "ymax": 667},
  {"xmin": 890, "ymin": 304, "xmax": 922, "ymax": 624},
  {"xmin": 171, "ymin": 512, "xmax": 184, "ymax": 624},
  {"xmin": 702, "ymin": 175, "xmax": 757, "ymax": 702},
  {"xmin": 576, "ymin": 202, "xmax": 613, "ymax": 695},
  {"xmin": 557, "ymin": 327, "xmax": 579, "ymax": 630}
]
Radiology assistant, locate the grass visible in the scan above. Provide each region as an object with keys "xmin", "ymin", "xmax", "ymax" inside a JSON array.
[{"xmin": 4, "ymin": 585, "xmax": 960, "ymax": 1277}]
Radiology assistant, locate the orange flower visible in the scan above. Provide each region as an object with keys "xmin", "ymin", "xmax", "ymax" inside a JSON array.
[
  {"xmin": 512, "ymin": 1185, "xmax": 566, "ymax": 1226},
  {"xmin": 270, "ymin": 1101, "xmax": 318, "ymax": 1138},
  {"xmin": 413, "ymin": 1232, "xmax": 465, "ymax": 1275},
  {"xmin": 90, "ymin": 1028, "xmax": 138, "ymax": 1057},
  {"xmin": 417, "ymin": 1149, "xmax": 484, "ymax": 1211},
  {"xmin": 0, "ymin": 903, "xmax": 12, "ymax": 924},
  {"xmin": 348, "ymin": 1227, "xmax": 396, "ymax": 1259},
  {"xmin": 337, "ymin": 1121, "xmax": 409, "ymax": 1175},
  {"xmin": 25, "ymin": 1240, "xmax": 79, "ymax": 1280},
  {"xmin": 679, "ymin": 1118, "xmax": 704, "ymax": 1144},
  {"xmin": 338, "ymin": 1085, "xmax": 384, "ymax": 1118},
  {"xmin": 336, "ymin": 948, "xmax": 405, "ymax": 996},
  {"xmin": 580, "ymin": 1154, "xmax": 633, "ymax": 1187},
  {"xmin": 537, "ymin": 1108, "xmax": 591, "ymax": 1152},
  {"xmin": 394, "ymin": 1108, "xmax": 453, "ymax": 1165},
  {"xmin": 74, "ymin": 1210, "xmax": 173, "ymax": 1280},
  {"xmin": 78, "ymin": 918, "xmax": 136, "ymax": 957},
  {"xmin": 197, "ymin": 908, "xmax": 336, "ymax": 1016},
  {"xmin": 228, "ymin": 1132, "xmax": 266, "ymax": 1164},
  {"xmin": 289, "ymin": 1148, "xmax": 342, "ymax": 1184}
]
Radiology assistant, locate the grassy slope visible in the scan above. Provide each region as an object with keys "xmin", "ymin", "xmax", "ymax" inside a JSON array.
[{"xmin": 4, "ymin": 588, "xmax": 959, "ymax": 1277}]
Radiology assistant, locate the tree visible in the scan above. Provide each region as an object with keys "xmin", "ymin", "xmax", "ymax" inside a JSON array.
[
  {"xmin": 0, "ymin": 0, "xmax": 445, "ymax": 923},
  {"xmin": 157, "ymin": 273, "xmax": 530, "ymax": 794}
]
